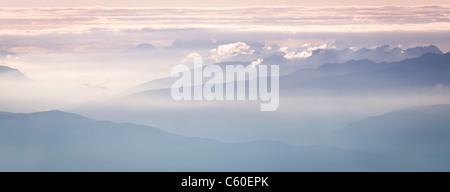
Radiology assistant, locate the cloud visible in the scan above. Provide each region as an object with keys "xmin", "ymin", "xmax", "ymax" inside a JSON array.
[
  {"xmin": 82, "ymin": 82, "xmax": 108, "ymax": 90},
  {"xmin": 251, "ymin": 58, "xmax": 263, "ymax": 66},
  {"xmin": 263, "ymin": 45, "xmax": 272, "ymax": 51},
  {"xmin": 2, "ymin": 6, "xmax": 450, "ymax": 36},
  {"xmin": 279, "ymin": 47, "xmax": 312, "ymax": 59},
  {"xmin": 210, "ymin": 42, "xmax": 254, "ymax": 62},
  {"xmin": 279, "ymin": 44, "xmax": 336, "ymax": 59},
  {"xmin": 182, "ymin": 52, "xmax": 201, "ymax": 63}
]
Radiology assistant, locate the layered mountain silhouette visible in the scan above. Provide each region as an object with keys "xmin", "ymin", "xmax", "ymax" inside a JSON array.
[
  {"xmin": 7, "ymin": 44, "xmax": 447, "ymax": 171},
  {"xmin": 333, "ymin": 104, "xmax": 450, "ymax": 158},
  {"xmin": 277, "ymin": 45, "xmax": 442, "ymax": 71},
  {"xmin": 284, "ymin": 52, "xmax": 450, "ymax": 92},
  {"xmin": 1, "ymin": 106, "xmax": 450, "ymax": 171},
  {"xmin": 130, "ymin": 50, "xmax": 450, "ymax": 100},
  {"xmin": 0, "ymin": 110, "xmax": 384, "ymax": 171},
  {"xmin": 351, "ymin": 45, "xmax": 442, "ymax": 63},
  {"xmin": 132, "ymin": 45, "xmax": 443, "ymax": 93}
]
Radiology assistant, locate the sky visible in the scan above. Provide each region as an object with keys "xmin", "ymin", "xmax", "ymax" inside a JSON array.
[
  {"xmin": 0, "ymin": 0, "xmax": 449, "ymax": 7},
  {"xmin": 1, "ymin": 1, "xmax": 450, "ymax": 113},
  {"xmin": 1, "ymin": 6, "xmax": 450, "ymax": 36}
]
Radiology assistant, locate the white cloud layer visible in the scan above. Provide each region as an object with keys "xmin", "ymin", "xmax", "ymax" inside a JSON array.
[
  {"xmin": 0, "ymin": 6, "xmax": 450, "ymax": 36},
  {"xmin": 210, "ymin": 42, "xmax": 254, "ymax": 62},
  {"xmin": 251, "ymin": 58, "xmax": 263, "ymax": 66},
  {"xmin": 181, "ymin": 52, "xmax": 201, "ymax": 63},
  {"xmin": 279, "ymin": 44, "xmax": 336, "ymax": 59}
]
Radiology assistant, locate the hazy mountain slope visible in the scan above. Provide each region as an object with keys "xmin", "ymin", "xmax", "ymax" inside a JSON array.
[
  {"xmin": 280, "ymin": 59, "xmax": 388, "ymax": 88},
  {"xmin": 2, "ymin": 109, "xmax": 449, "ymax": 171},
  {"xmin": 287, "ymin": 52, "xmax": 450, "ymax": 92},
  {"xmin": 0, "ymin": 110, "xmax": 387, "ymax": 171},
  {"xmin": 0, "ymin": 65, "xmax": 31, "ymax": 81},
  {"xmin": 333, "ymin": 104, "xmax": 450, "ymax": 155}
]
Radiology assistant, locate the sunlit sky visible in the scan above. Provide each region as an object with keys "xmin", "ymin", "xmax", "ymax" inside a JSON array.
[
  {"xmin": 0, "ymin": 0, "xmax": 450, "ymax": 114},
  {"xmin": 0, "ymin": 0, "xmax": 449, "ymax": 7},
  {"xmin": 1, "ymin": 6, "xmax": 450, "ymax": 35}
]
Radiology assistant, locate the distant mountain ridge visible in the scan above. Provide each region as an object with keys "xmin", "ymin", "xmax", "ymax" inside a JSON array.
[
  {"xmin": 0, "ymin": 65, "xmax": 31, "ymax": 81},
  {"xmin": 333, "ymin": 104, "xmax": 450, "ymax": 157},
  {"xmin": 132, "ymin": 45, "xmax": 443, "ymax": 93},
  {"xmin": 0, "ymin": 110, "xmax": 386, "ymax": 171},
  {"xmin": 351, "ymin": 45, "xmax": 442, "ymax": 63},
  {"xmin": 2, "ymin": 106, "xmax": 450, "ymax": 171},
  {"xmin": 263, "ymin": 45, "xmax": 443, "ymax": 72},
  {"xmin": 285, "ymin": 52, "xmax": 450, "ymax": 92}
]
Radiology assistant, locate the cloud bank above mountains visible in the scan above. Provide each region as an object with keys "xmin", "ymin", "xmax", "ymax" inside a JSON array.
[
  {"xmin": 1, "ymin": 5, "xmax": 450, "ymax": 114},
  {"xmin": 0, "ymin": 6, "xmax": 450, "ymax": 35},
  {"xmin": 1, "ymin": 0, "xmax": 449, "ymax": 7},
  {"xmin": 1, "ymin": 5, "xmax": 450, "ymax": 57}
]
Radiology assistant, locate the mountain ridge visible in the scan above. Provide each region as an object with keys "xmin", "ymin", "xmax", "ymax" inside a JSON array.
[
  {"xmin": 0, "ymin": 65, "xmax": 31, "ymax": 81},
  {"xmin": 130, "ymin": 45, "xmax": 443, "ymax": 93},
  {"xmin": 285, "ymin": 52, "xmax": 450, "ymax": 92},
  {"xmin": 0, "ymin": 109, "xmax": 385, "ymax": 171}
]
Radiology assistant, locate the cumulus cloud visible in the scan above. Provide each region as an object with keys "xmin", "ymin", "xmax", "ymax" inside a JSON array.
[
  {"xmin": 251, "ymin": 58, "xmax": 263, "ymax": 66},
  {"xmin": 279, "ymin": 44, "xmax": 336, "ymax": 59},
  {"xmin": 182, "ymin": 52, "xmax": 201, "ymax": 63},
  {"xmin": 210, "ymin": 42, "xmax": 254, "ymax": 62},
  {"xmin": 279, "ymin": 47, "xmax": 312, "ymax": 59},
  {"xmin": 263, "ymin": 45, "xmax": 272, "ymax": 51}
]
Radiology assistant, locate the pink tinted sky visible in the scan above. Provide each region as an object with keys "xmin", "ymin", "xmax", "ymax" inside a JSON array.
[{"xmin": 0, "ymin": 0, "xmax": 449, "ymax": 7}]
